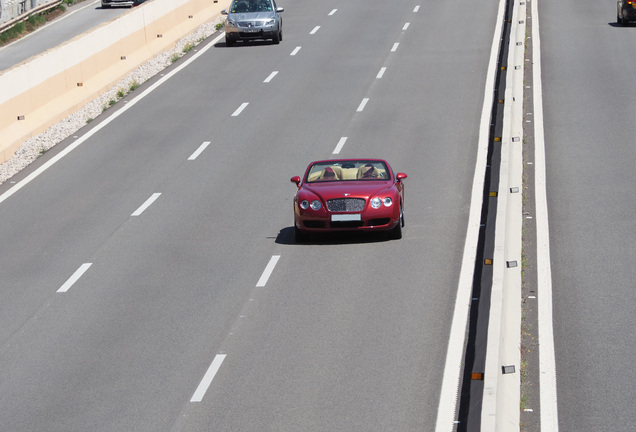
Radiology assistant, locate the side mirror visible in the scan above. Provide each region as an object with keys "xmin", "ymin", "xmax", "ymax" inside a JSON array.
[
  {"xmin": 221, "ymin": 9, "xmax": 228, "ymax": 15},
  {"xmin": 277, "ymin": 7, "xmax": 284, "ymax": 12},
  {"xmin": 396, "ymin": 172, "xmax": 407, "ymax": 182},
  {"xmin": 290, "ymin": 176, "xmax": 301, "ymax": 187}
]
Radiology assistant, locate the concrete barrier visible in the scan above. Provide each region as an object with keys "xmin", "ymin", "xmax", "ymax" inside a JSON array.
[{"xmin": 0, "ymin": 0, "xmax": 226, "ymax": 164}]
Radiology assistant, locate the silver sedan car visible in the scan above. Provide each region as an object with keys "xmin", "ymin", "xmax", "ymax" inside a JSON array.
[{"xmin": 222, "ymin": 0, "xmax": 284, "ymax": 46}]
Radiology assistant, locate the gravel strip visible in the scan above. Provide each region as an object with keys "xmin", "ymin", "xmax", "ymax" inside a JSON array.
[{"xmin": 0, "ymin": 18, "xmax": 223, "ymax": 185}]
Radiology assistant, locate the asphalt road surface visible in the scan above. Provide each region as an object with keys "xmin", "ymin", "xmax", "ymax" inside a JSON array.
[
  {"xmin": 0, "ymin": 0, "xmax": 500, "ymax": 430},
  {"xmin": 6, "ymin": 0, "xmax": 633, "ymax": 430},
  {"xmin": 536, "ymin": 0, "xmax": 636, "ymax": 430}
]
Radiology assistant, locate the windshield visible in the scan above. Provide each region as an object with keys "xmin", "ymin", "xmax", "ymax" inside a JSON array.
[
  {"xmin": 306, "ymin": 160, "xmax": 390, "ymax": 183},
  {"xmin": 230, "ymin": 0, "xmax": 273, "ymax": 13}
]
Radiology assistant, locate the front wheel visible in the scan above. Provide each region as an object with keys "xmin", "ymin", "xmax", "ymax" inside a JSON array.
[{"xmin": 388, "ymin": 206, "xmax": 404, "ymax": 240}]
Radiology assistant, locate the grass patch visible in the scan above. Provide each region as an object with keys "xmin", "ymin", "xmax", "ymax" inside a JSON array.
[{"xmin": 183, "ymin": 41, "xmax": 196, "ymax": 54}]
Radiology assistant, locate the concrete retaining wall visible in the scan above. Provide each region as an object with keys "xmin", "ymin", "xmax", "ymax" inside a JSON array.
[{"xmin": 0, "ymin": 0, "xmax": 225, "ymax": 164}]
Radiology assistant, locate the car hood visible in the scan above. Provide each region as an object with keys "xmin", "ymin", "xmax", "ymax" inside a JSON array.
[
  {"xmin": 229, "ymin": 12, "xmax": 276, "ymax": 20},
  {"xmin": 301, "ymin": 181, "xmax": 394, "ymax": 201}
]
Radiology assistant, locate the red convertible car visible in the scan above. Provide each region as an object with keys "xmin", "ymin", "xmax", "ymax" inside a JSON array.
[{"xmin": 290, "ymin": 159, "xmax": 407, "ymax": 242}]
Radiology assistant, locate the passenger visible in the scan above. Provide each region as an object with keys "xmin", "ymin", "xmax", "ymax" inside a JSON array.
[{"xmin": 359, "ymin": 163, "xmax": 378, "ymax": 179}]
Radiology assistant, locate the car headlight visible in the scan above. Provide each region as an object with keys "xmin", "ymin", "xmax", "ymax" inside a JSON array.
[
  {"xmin": 225, "ymin": 18, "xmax": 237, "ymax": 27},
  {"xmin": 370, "ymin": 197, "xmax": 393, "ymax": 209},
  {"xmin": 299, "ymin": 199, "xmax": 322, "ymax": 211},
  {"xmin": 265, "ymin": 19, "xmax": 275, "ymax": 26}
]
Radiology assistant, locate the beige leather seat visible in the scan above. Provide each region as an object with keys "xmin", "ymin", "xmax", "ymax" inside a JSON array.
[
  {"xmin": 318, "ymin": 166, "xmax": 342, "ymax": 180},
  {"xmin": 357, "ymin": 164, "xmax": 380, "ymax": 179}
]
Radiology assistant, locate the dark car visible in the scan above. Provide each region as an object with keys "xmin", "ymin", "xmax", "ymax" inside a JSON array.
[
  {"xmin": 102, "ymin": 0, "xmax": 136, "ymax": 8},
  {"xmin": 221, "ymin": 0, "xmax": 284, "ymax": 46},
  {"xmin": 290, "ymin": 159, "xmax": 407, "ymax": 242},
  {"xmin": 617, "ymin": 0, "xmax": 636, "ymax": 25}
]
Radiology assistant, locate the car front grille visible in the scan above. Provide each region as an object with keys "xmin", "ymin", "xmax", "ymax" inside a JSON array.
[
  {"xmin": 238, "ymin": 22, "xmax": 260, "ymax": 28},
  {"xmin": 326, "ymin": 198, "xmax": 365, "ymax": 212}
]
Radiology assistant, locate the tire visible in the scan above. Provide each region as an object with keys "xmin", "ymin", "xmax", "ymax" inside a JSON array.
[
  {"xmin": 226, "ymin": 36, "xmax": 234, "ymax": 47},
  {"xmin": 272, "ymin": 32, "xmax": 280, "ymax": 44},
  {"xmin": 388, "ymin": 206, "xmax": 404, "ymax": 240}
]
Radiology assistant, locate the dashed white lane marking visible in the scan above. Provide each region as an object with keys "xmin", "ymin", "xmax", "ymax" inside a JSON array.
[
  {"xmin": 232, "ymin": 103, "xmax": 249, "ymax": 117},
  {"xmin": 131, "ymin": 193, "xmax": 161, "ymax": 216},
  {"xmin": 356, "ymin": 98, "xmax": 369, "ymax": 112},
  {"xmin": 190, "ymin": 354, "xmax": 227, "ymax": 402},
  {"xmin": 290, "ymin": 46, "xmax": 301, "ymax": 56},
  {"xmin": 377, "ymin": 67, "xmax": 387, "ymax": 79},
  {"xmin": 332, "ymin": 137, "xmax": 347, "ymax": 154},
  {"xmin": 414, "ymin": 5, "xmax": 421, "ymax": 12},
  {"xmin": 391, "ymin": 43, "xmax": 400, "ymax": 52},
  {"xmin": 403, "ymin": 22, "xmax": 410, "ymax": 31},
  {"xmin": 0, "ymin": 32, "xmax": 226, "ymax": 208},
  {"xmin": 256, "ymin": 255, "xmax": 280, "ymax": 287},
  {"xmin": 188, "ymin": 141, "xmax": 210, "ymax": 160},
  {"xmin": 310, "ymin": 26, "xmax": 320, "ymax": 35},
  {"xmin": 329, "ymin": 9, "xmax": 337, "ymax": 16},
  {"xmin": 264, "ymin": 71, "xmax": 279, "ymax": 83},
  {"xmin": 57, "ymin": 263, "xmax": 92, "ymax": 293}
]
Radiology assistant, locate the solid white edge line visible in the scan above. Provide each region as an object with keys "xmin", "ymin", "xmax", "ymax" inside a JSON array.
[
  {"xmin": 0, "ymin": 32, "xmax": 226, "ymax": 207},
  {"xmin": 190, "ymin": 354, "xmax": 227, "ymax": 402},
  {"xmin": 256, "ymin": 255, "xmax": 280, "ymax": 287},
  {"xmin": 333, "ymin": 137, "xmax": 347, "ymax": 154},
  {"xmin": 57, "ymin": 263, "xmax": 92, "ymax": 293},
  {"xmin": 131, "ymin": 193, "xmax": 161, "ymax": 217},
  {"xmin": 264, "ymin": 71, "xmax": 278, "ymax": 83},
  {"xmin": 532, "ymin": 0, "xmax": 560, "ymax": 429},
  {"xmin": 231, "ymin": 103, "xmax": 249, "ymax": 117},
  {"xmin": 356, "ymin": 98, "xmax": 369, "ymax": 112},
  {"xmin": 188, "ymin": 141, "xmax": 210, "ymax": 160},
  {"xmin": 434, "ymin": 0, "xmax": 506, "ymax": 428}
]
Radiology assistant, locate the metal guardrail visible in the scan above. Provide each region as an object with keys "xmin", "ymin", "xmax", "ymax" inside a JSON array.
[{"xmin": 0, "ymin": 0, "xmax": 63, "ymax": 35}]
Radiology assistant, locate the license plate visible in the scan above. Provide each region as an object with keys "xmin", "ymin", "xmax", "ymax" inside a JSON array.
[
  {"xmin": 331, "ymin": 214, "xmax": 361, "ymax": 222},
  {"xmin": 243, "ymin": 28, "xmax": 259, "ymax": 32}
]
